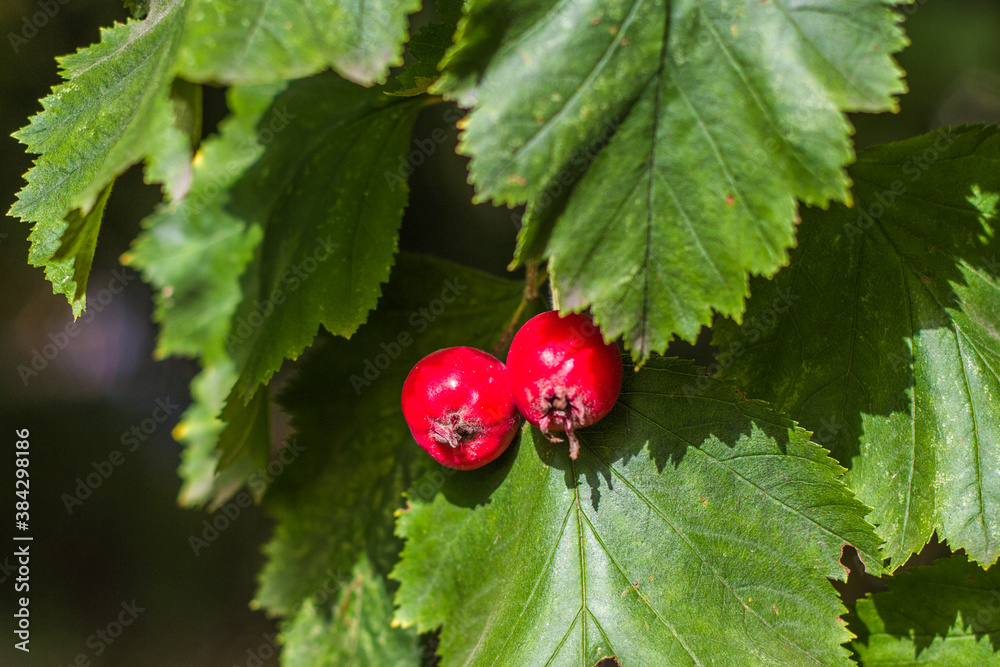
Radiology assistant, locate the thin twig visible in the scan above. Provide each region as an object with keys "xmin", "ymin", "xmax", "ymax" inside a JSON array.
[{"xmin": 492, "ymin": 262, "xmax": 547, "ymax": 358}]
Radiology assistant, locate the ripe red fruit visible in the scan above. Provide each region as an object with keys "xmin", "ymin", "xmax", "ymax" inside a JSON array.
[
  {"xmin": 506, "ymin": 311, "xmax": 622, "ymax": 460},
  {"xmin": 401, "ymin": 347, "xmax": 520, "ymax": 470}
]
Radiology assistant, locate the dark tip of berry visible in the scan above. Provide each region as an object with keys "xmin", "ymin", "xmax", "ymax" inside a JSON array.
[{"xmin": 430, "ymin": 413, "xmax": 479, "ymax": 448}]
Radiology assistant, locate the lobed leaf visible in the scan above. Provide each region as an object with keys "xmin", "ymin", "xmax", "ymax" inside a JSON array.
[
  {"xmin": 224, "ymin": 74, "xmax": 425, "ymax": 400},
  {"xmin": 714, "ymin": 125, "xmax": 1000, "ymax": 569},
  {"xmin": 129, "ymin": 84, "xmax": 277, "ymax": 364},
  {"xmin": 393, "ymin": 357, "xmax": 883, "ymax": 666},
  {"xmin": 438, "ymin": 0, "xmax": 911, "ymax": 360},
  {"xmin": 8, "ymin": 0, "xmax": 192, "ymax": 315},
  {"xmin": 137, "ymin": 75, "xmax": 425, "ymax": 495},
  {"xmin": 130, "ymin": 85, "xmax": 278, "ymax": 504}
]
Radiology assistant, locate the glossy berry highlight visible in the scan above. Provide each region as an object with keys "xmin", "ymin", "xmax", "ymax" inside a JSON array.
[
  {"xmin": 506, "ymin": 311, "xmax": 622, "ymax": 460},
  {"xmin": 401, "ymin": 347, "xmax": 520, "ymax": 470}
]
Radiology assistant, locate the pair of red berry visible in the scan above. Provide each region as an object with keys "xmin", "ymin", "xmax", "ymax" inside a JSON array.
[{"xmin": 401, "ymin": 311, "xmax": 624, "ymax": 470}]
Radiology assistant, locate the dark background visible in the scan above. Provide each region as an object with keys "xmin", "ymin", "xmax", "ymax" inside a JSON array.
[{"xmin": 0, "ymin": 0, "xmax": 998, "ymax": 665}]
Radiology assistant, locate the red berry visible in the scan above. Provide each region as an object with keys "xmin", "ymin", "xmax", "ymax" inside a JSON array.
[
  {"xmin": 401, "ymin": 347, "xmax": 520, "ymax": 470},
  {"xmin": 506, "ymin": 311, "xmax": 622, "ymax": 460}
]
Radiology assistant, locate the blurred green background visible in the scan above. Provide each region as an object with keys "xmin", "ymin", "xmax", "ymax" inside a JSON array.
[{"xmin": 0, "ymin": 0, "xmax": 998, "ymax": 664}]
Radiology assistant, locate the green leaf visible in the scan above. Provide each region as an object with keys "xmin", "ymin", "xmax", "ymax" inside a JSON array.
[
  {"xmin": 713, "ymin": 125, "xmax": 1000, "ymax": 569},
  {"xmin": 256, "ymin": 254, "xmax": 524, "ymax": 616},
  {"xmin": 438, "ymin": 0, "xmax": 911, "ymax": 360},
  {"xmin": 52, "ymin": 181, "xmax": 114, "ymax": 301},
  {"xmin": 393, "ymin": 357, "xmax": 883, "ymax": 666},
  {"xmin": 174, "ymin": 362, "xmax": 259, "ymax": 509},
  {"xmin": 169, "ymin": 78, "xmax": 203, "ymax": 152},
  {"xmin": 129, "ymin": 85, "xmax": 277, "ymax": 505},
  {"xmin": 134, "ymin": 75, "xmax": 424, "ymax": 501},
  {"xmin": 9, "ymin": 0, "xmax": 192, "ymax": 315},
  {"xmin": 129, "ymin": 84, "xmax": 275, "ymax": 364},
  {"xmin": 124, "ymin": 0, "xmax": 151, "ymax": 19},
  {"xmin": 387, "ymin": 0, "xmax": 465, "ymax": 96},
  {"xmin": 223, "ymin": 74, "xmax": 425, "ymax": 400},
  {"xmin": 218, "ymin": 385, "xmax": 271, "ymax": 471},
  {"xmin": 177, "ymin": 0, "xmax": 422, "ymax": 86},
  {"xmin": 281, "ymin": 555, "xmax": 420, "ymax": 667},
  {"xmin": 850, "ymin": 554, "xmax": 1000, "ymax": 665}
]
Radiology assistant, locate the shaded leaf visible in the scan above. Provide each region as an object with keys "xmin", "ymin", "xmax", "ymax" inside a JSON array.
[
  {"xmin": 52, "ymin": 181, "xmax": 114, "ymax": 301},
  {"xmin": 130, "ymin": 85, "xmax": 278, "ymax": 506},
  {"xmin": 281, "ymin": 555, "xmax": 420, "ymax": 667},
  {"xmin": 218, "ymin": 385, "xmax": 271, "ymax": 471},
  {"xmin": 129, "ymin": 84, "xmax": 276, "ymax": 364},
  {"xmin": 387, "ymin": 0, "xmax": 465, "ymax": 96},
  {"xmin": 174, "ymin": 362, "xmax": 259, "ymax": 509},
  {"xmin": 850, "ymin": 554, "xmax": 1000, "ymax": 665},
  {"xmin": 136, "ymin": 74, "xmax": 424, "ymax": 499},
  {"xmin": 714, "ymin": 125, "xmax": 1000, "ymax": 569}
]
